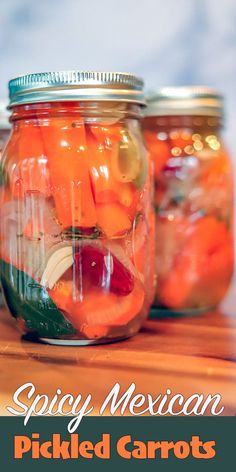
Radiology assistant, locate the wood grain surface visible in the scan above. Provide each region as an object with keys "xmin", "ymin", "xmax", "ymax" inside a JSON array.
[{"xmin": 0, "ymin": 280, "xmax": 235, "ymax": 416}]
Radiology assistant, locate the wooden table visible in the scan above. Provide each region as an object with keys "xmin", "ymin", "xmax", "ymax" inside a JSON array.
[{"xmin": 0, "ymin": 281, "xmax": 235, "ymax": 416}]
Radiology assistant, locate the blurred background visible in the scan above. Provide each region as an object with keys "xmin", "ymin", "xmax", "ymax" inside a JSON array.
[{"xmin": 0, "ymin": 0, "xmax": 236, "ymax": 147}]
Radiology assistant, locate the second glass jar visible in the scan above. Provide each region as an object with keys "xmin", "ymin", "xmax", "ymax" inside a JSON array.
[{"xmin": 143, "ymin": 87, "xmax": 234, "ymax": 314}]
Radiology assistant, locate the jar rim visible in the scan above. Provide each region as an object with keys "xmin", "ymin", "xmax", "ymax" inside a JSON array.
[
  {"xmin": 144, "ymin": 86, "xmax": 224, "ymax": 118},
  {"xmin": 8, "ymin": 70, "xmax": 146, "ymax": 107}
]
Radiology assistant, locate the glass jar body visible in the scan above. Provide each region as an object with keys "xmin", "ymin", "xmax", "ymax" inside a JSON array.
[
  {"xmin": 143, "ymin": 115, "xmax": 234, "ymax": 314},
  {"xmin": 0, "ymin": 101, "xmax": 155, "ymax": 344}
]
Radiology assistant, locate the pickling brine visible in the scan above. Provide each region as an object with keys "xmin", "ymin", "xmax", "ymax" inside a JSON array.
[
  {"xmin": 143, "ymin": 87, "xmax": 234, "ymax": 313},
  {"xmin": 0, "ymin": 71, "xmax": 155, "ymax": 344}
]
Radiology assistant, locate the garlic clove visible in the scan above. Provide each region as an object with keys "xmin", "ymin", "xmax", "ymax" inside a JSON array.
[
  {"xmin": 47, "ymin": 255, "xmax": 74, "ymax": 289},
  {"xmin": 41, "ymin": 246, "xmax": 73, "ymax": 287}
]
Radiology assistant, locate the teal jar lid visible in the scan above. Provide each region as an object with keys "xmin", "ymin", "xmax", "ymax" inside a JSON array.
[{"xmin": 8, "ymin": 70, "xmax": 145, "ymax": 107}]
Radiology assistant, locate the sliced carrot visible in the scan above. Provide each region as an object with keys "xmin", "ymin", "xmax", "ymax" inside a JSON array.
[
  {"xmin": 155, "ymin": 213, "xmax": 187, "ymax": 283},
  {"xmin": 79, "ymin": 324, "xmax": 109, "ymax": 340},
  {"xmin": 125, "ymin": 187, "xmax": 142, "ymax": 219},
  {"xmin": 185, "ymin": 216, "xmax": 231, "ymax": 254},
  {"xmin": 158, "ymin": 217, "xmax": 234, "ymax": 309},
  {"xmin": 96, "ymin": 202, "xmax": 132, "ymax": 238},
  {"xmin": 10, "ymin": 123, "xmax": 51, "ymax": 197},
  {"xmin": 190, "ymin": 233, "xmax": 233, "ymax": 306},
  {"xmin": 87, "ymin": 132, "xmax": 120, "ymax": 203},
  {"xmin": 158, "ymin": 255, "xmax": 194, "ymax": 308},
  {"xmin": 119, "ymin": 184, "xmax": 135, "ymax": 207},
  {"xmin": 17, "ymin": 156, "xmax": 51, "ymax": 197},
  {"xmin": 18, "ymin": 123, "xmax": 45, "ymax": 159},
  {"xmin": 50, "ymin": 281, "xmax": 144, "ymax": 330},
  {"xmin": 49, "ymin": 280, "xmax": 72, "ymax": 313},
  {"xmin": 84, "ymin": 284, "xmax": 144, "ymax": 326},
  {"xmin": 200, "ymin": 152, "xmax": 232, "ymax": 189},
  {"xmin": 40, "ymin": 118, "xmax": 97, "ymax": 229},
  {"xmin": 87, "ymin": 132, "xmax": 137, "ymax": 220}
]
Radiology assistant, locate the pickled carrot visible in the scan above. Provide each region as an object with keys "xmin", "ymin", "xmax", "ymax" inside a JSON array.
[
  {"xmin": 87, "ymin": 131, "xmax": 137, "ymax": 217},
  {"xmin": 82, "ymin": 284, "xmax": 144, "ymax": 326},
  {"xmin": 158, "ymin": 216, "xmax": 234, "ymax": 309},
  {"xmin": 48, "ymin": 280, "xmax": 72, "ymax": 312},
  {"xmin": 144, "ymin": 131, "xmax": 170, "ymax": 179},
  {"xmin": 79, "ymin": 324, "xmax": 109, "ymax": 340},
  {"xmin": 200, "ymin": 153, "xmax": 232, "ymax": 188},
  {"xmin": 50, "ymin": 281, "xmax": 144, "ymax": 329},
  {"xmin": 18, "ymin": 123, "xmax": 44, "ymax": 158},
  {"xmin": 10, "ymin": 123, "xmax": 51, "ymax": 197},
  {"xmin": 87, "ymin": 132, "xmax": 121, "ymax": 203},
  {"xmin": 96, "ymin": 202, "xmax": 132, "ymax": 237},
  {"xmin": 3, "ymin": 125, "xmax": 46, "ymax": 198},
  {"xmin": 39, "ymin": 119, "xmax": 97, "ymax": 229}
]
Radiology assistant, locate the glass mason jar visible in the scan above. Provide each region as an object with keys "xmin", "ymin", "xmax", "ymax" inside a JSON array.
[
  {"xmin": 0, "ymin": 71, "xmax": 155, "ymax": 345},
  {"xmin": 143, "ymin": 87, "xmax": 234, "ymax": 314}
]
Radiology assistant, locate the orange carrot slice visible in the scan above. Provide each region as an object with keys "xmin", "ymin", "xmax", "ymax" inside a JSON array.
[
  {"xmin": 50, "ymin": 282, "xmax": 144, "ymax": 329},
  {"xmin": 90, "ymin": 284, "xmax": 144, "ymax": 326},
  {"xmin": 11, "ymin": 123, "xmax": 51, "ymax": 197},
  {"xmin": 49, "ymin": 280, "xmax": 72, "ymax": 313},
  {"xmin": 87, "ymin": 131, "xmax": 137, "ymax": 219},
  {"xmin": 96, "ymin": 202, "xmax": 132, "ymax": 238},
  {"xmin": 5, "ymin": 125, "xmax": 49, "ymax": 198},
  {"xmin": 40, "ymin": 118, "xmax": 97, "ymax": 229},
  {"xmin": 200, "ymin": 152, "xmax": 232, "ymax": 189},
  {"xmin": 79, "ymin": 324, "xmax": 109, "ymax": 340},
  {"xmin": 87, "ymin": 132, "xmax": 120, "ymax": 203},
  {"xmin": 158, "ymin": 217, "xmax": 233, "ymax": 309}
]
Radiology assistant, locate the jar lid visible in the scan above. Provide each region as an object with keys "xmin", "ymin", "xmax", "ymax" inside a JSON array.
[
  {"xmin": 8, "ymin": 71, "xmax": 145, "ymax": 107},
  {"xmin": 0, "ymin": 100, "xmax": 11, "ymax": 129},
  {"xmin": 145, "ymin": 86, "xmax": 224, "ymax": 117}
]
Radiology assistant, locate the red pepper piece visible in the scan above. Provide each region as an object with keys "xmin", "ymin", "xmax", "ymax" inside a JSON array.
[{"xmin": 75, "ymin": 245, "xmax": 134, "ymax": 296}]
